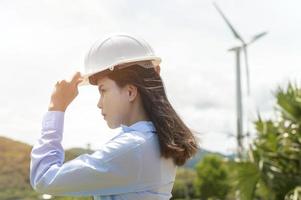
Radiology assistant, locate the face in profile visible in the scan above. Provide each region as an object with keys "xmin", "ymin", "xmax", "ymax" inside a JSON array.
[{"xmin": 96, "ymin": 76, "xmax": 132, "ymax": 129}]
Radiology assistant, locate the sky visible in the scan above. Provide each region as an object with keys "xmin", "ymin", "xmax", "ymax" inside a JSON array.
[{"xmin": 0, "ymin": 0, "xmax": 300, "ymax": 155}]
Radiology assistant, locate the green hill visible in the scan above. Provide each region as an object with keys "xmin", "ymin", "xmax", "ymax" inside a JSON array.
[
  {"xmin": 184, "ymin": 148, "xmax": 235, "ymax": 169},
  {"xmin": 0, "ymin": 136, "xmax": 91, "ymax": 200},
  {"xmin": 65, "ymin": 148, "xmax": 94, "ymax": 161},
  {"xmin": 0, "ymin": 136, "xmax": 36, "ymax": 199}
]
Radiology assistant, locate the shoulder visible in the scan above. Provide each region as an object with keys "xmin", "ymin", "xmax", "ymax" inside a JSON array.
[
  {"xmin": 94, "ymin": 131, "xmax": 156, "ymax": 163},
  {"xmin": 113, "ymin": 131, "xmax": 150, "ymax": 146}
]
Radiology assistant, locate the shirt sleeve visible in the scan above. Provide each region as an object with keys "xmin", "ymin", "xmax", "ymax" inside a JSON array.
[{"xmin": 30, "ymin": 111, "xmax": 157, "ymax": 196}]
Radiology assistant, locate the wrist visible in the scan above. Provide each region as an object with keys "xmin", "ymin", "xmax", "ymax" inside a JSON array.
[{"xmin": 48, "ymin": 104, "xmax": 67, "ymax": 112}]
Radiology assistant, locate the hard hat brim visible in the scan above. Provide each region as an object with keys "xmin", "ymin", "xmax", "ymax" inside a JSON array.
[{"xmin": 78, "ymin": 56, "xmax": 161, "ymax": 86}]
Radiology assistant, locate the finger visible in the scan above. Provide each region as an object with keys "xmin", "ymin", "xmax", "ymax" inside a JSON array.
[
  {"xmin": 75, "ymin": 77, "xmax": 84, "ymax": 87},
  {"xmin": 56, "ymin": 80, "xmax": 65, "ymax": 85},
  {"xmin": 71, "ymin": 72, "xmax": 82, "ymax": 85}
]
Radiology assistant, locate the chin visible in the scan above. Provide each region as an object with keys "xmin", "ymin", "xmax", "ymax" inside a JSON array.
[{"xmin": 107, "ymin": 121, "xmax": 119, "ymax": 129}]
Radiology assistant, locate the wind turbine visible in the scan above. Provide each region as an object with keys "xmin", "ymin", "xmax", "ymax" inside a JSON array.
[{"xmin": 213, "ymin": 2, "xmax": 267, "ymax": 159}]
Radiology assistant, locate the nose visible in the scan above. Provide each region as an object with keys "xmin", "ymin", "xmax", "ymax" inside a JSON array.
[{"xmin": 97, "ymin": 97, "xmax": 103, "ymax": 109}]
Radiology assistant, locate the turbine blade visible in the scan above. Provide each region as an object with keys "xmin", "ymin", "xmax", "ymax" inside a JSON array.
[
  {"xmin": 243, "ymin": 47, "xmax": 251, "ymax": 96},
  {"xmin": 213, "ymin": 2, "xmax": 245, "ymax": 43},
  {"xmin": 248, "ymin": 31, "xmax": 268, "ymax": 45}
]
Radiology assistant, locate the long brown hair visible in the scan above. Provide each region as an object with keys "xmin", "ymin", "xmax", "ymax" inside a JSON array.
[{"xmin": 89, "ymin": 63, "xmax": 200, "ymax": 166}]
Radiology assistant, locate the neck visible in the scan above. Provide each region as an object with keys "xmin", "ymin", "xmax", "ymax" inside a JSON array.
[{"xmin": 124, "ymin": 100, "xmax": 150, "ymax": 126}]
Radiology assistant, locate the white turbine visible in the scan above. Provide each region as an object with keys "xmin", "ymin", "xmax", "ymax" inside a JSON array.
[{"xmin": 213, "ymin": 2, "xmax": 267, "ymax": 159}]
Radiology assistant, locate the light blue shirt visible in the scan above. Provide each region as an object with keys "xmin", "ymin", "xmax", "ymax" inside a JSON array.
[{"xmin": 30, "ymin": 111, "xmax": 177, "ymax": 200}]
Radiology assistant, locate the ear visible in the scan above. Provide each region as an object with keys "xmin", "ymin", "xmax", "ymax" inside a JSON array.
[{"xmin": 127, "ymin": 84, "xmax": 138, "ymax": 102}]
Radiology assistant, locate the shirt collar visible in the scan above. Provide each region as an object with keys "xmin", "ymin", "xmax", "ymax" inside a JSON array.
[{"xmin": 120, "ymin": 121, "xmax": 156, "ymax": 133}]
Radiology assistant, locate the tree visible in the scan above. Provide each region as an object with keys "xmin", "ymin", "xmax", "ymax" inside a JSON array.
[
  {"xmin": 233, "ymin": 82, "xmax": 301, "ymax": 200},
  {"xmin": 194, "ymin": 154, "xmax": 231, "ymax": 200},
  {"xmin": 171, "ymin": 168, "xmax": 198, "ymax": 199}
]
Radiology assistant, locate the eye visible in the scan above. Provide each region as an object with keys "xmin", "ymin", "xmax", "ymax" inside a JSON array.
[
  {"xmin": 98, "ymin": 87, "xmax": 105, "ymax": 93},
  {"xmin": 99, "ymin": 89, "xmax": 106, "ymax": 95}
]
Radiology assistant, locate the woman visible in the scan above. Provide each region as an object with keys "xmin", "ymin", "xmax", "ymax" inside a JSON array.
[{"xmin": 30, "ymin": 33, "xmax": 199, "ymax": 200}]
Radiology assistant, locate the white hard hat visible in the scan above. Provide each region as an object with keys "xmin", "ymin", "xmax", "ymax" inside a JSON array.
[{"xmin": 79, "ymin": 33, "xmax": 161, "ymax": 86}]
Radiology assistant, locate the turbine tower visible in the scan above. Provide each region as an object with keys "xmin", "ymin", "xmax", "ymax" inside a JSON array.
[{"xmin": 213, "ymin": 2, "xmax": 267, "ymax": 159}]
